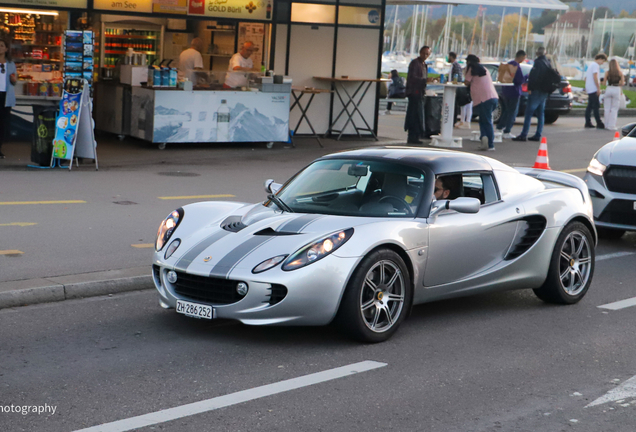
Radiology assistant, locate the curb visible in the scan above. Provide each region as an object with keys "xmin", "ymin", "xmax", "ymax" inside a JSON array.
[
  {"xmin": 564, "ymin": 108, "xmax": 636, "ymax": 117},
  {"xmin": 0, "ymin": 267, "xmax": 153, "ymax": 309}
]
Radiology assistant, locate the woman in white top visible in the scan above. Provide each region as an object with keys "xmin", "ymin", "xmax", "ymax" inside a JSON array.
[
  {"xmin": 0, "ymin": 38, "xmax": 17, "ymax": 159},
  {"xmin": 603, "ymin": 59, "xmax": 625, "ymax": 131}
]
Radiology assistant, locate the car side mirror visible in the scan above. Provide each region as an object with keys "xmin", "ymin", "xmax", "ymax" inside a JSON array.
[
  {"xmin": 264, "ymin": 179, "xmax": 282, "ymax": 195},
  {"xmin": 429, "ymin": 197, "xmax": 481, "ymax": 218},
  {"xmin": 621, "ymin": 122, "xmax": 636, "ymax": 137}
]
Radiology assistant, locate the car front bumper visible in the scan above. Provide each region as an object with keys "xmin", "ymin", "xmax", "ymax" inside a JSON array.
[
  {"xmin": 584, "ymin": 171, "xmax": 636, "ymax": 231},
  {"xmin": 152, "ymin": 253, "xmax": 360, "ymax": 326}
]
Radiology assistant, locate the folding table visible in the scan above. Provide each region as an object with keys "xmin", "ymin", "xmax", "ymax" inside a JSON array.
[
  {"xmin": 290, "ymin": 86, "xmax": 332, "ymax": 148},
  {"xmin": 313, "ymin": 77, "xmax": 390, "ymax": 141}
]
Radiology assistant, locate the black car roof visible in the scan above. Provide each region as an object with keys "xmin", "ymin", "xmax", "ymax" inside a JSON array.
[{"xmin": 318, "ymin": 147, "xmax": 493, "ymax": 174}]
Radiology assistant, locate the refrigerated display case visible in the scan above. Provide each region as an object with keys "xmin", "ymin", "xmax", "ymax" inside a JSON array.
[{"xmin": 99, "ymin": 21, "xmax": 164, "ymax": 79}]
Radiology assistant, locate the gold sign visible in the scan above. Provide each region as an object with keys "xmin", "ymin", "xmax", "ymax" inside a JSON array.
[
  {"xmin": 93, "ymin": 0, "xmax": 153, "ymax": 13},
  {"xmin": 153, "ymin": 0, "xmax": 187, "ymax": 15},
  {"xmin": 189, "ymin": 0, "xmax": 272, "ymax": 21},
  {"xmin": 0, "ymin": 0, "xmax": 87, "ymax": 8}
]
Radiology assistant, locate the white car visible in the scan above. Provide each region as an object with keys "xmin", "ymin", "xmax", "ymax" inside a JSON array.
[{"xmin": 583, "ymin": 122, "xmax": 636, "ymax": 238}]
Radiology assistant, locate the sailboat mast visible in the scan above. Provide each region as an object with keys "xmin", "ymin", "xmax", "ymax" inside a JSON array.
[
  {"xmin": 497, "ymin": 8, "xmax": 505, "ymax": 60},
  {"xmin": 391, "ymin": 5, "xmax": 399, "ymax": 53}
]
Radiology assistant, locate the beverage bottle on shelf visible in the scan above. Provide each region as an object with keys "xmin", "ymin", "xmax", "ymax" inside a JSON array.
[{"xmin": 216, "ymin": 100, "xmax": 230, "ymax": 142}]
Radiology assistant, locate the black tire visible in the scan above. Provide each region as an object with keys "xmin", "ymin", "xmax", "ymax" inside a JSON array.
[
  {"xmin": 336, "ymin": 249, "xmax": 412, "ymax": 343},
  {"xmin": 533, "ymin": 222, "xmax": 595, "ymax": 305},
  {"xmin": 544, "ymin": 113, "xmax": 559, "ymax": 124},
  {"xmin": 492, "ymin": 99, "xmax": 503, "ymax": 124},
  {"xmin": 596, "ymin": 227, "xmax": 625, "ymax": 240}
]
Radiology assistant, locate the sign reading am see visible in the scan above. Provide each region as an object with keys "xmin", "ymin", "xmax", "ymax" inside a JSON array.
[
  {"xmin": 93, "ymin": 0, "xmax": 152, "ymax": 13},
  {"xmin": 189, "ymin": 0, "xmax": 271, "ymax": 20}
]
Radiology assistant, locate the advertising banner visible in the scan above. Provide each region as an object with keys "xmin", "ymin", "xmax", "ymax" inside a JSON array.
[
  {"xmin": 0, "ymin": 0, "xmax": 87, "ymax": 8},
  {"xmin": 189, "ymin": 0, "xmax": 272, "ymax": 21},
  {"xmin": 130, "ymin": 88, "xmax": 289, "ymax": 143},
  {"xmin": 153, "ymin": 0, "xmax": 187, "ymax": 15},
  {"xmin": 52, "ymin": 79, "xmax": 98, "ymax": 169},
  {"xmin": 93, "ymin": 0, "xmax": 153, "ymax": 13},
  {"xmin": 338, "ymin": 6, "xmax": 381, "ymax": 26}
]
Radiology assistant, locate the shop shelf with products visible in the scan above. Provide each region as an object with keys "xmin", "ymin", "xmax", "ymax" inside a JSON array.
[
  {"xmin": 99, "ymin": 23, "xmax": 164, "ymax": 76},
  {"xmin": 2, "ymin": 10, "xmax": 68, "ymax": 103}
]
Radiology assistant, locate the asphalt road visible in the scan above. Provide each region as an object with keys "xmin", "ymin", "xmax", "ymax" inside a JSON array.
[
  {"xmin": 1, "ymin": 243, "xmax": 636, "ymax": 432},
  {"xmin": 1, "ymin": 115, "xmax": 636, "ymax": 432}
]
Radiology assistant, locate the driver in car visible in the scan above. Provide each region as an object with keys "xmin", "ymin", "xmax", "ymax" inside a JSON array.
[{"xmin": 434, "ymin": 175, "xmax": 461, "ymax": 201}]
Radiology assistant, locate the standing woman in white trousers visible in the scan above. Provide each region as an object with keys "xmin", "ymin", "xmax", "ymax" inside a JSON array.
[{"xmin": 603, "ymin": 59, "xmax": 625, "ymax": 131}]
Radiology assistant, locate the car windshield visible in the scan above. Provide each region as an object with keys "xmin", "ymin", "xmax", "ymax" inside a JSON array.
[{"xmin": 270, "ymin": 159, "xmax": 426, "ymax": 217}]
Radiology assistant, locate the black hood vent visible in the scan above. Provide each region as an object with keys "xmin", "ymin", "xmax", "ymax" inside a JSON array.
[
  {"xmin": 505, "ymin": 216, "xmax": 547, "ymax": 260},
  {"xmin": 221, "ymin": 216, "xmax": 247, "ymax": 233},
  {"xmin": 253, "ymin": 227, "xmax": 300, "ymax": 236}
]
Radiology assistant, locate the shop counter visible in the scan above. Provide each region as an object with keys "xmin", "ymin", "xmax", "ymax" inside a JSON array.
[{"xmin": 129, "ymin": 86, "xmax": 291, "ymax": 147}]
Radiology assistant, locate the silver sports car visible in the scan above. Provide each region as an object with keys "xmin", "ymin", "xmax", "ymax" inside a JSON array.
[
  {"xmin": 153, "ymin": 148, "xmax": 596, "ymax": 342},
  {"xmin": 583, "ymin": 122, "xmax": 636, "ymax": 239}
]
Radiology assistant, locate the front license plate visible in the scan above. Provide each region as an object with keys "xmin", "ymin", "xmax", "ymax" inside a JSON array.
[
  {"xmin": 634, "ymin": 201, "xmax": 636, "ymax": 211},
  {"xmin": 176, "ymin": 300, "xmax": 215, "ymax": 320}
]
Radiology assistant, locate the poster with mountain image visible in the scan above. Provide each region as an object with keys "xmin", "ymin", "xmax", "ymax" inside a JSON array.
[{"xmin": 152, "ymin": 91, "xmax": 289, "ymax": 143}]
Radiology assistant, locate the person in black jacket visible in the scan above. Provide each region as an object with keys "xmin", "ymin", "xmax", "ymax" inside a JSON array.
[
  {"xmin": 512, "ymin": 47, "xmax": 552, "ymax": 142},
  {"xmin": 385, "ymin": 69, "xmax": 406, "ymax": 115},
  {"xmin": 404, "ymin": 46, "xmax": 431, "ymax": 144}
]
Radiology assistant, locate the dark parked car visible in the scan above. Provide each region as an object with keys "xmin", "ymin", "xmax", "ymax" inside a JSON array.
[{"xmin": 484, "ymin": 63, "xmax": 573, "ymax": 125}]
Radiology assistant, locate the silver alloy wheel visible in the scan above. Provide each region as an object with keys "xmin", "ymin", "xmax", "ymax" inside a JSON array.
[
  {"xmin": 559, "ymin": 230, "xmax": 592, "ymax": 296},
  {"xmin": 493, "ymin": 101, "xmax": 503, "ymax": 123},
  {"xmin": 360, "ymin": 260, "xmax": 405, "ymax": 333}
]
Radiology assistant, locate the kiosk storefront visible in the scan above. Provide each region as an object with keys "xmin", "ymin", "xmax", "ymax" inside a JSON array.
[{"xmin": 90, "ymin": 0, "xmax": 288, "ymax": 146}]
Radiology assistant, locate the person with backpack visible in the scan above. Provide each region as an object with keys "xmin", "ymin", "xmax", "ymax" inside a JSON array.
[
  {"xmin": 385, "ymin": 69, "xmax": 406, "ymax": 115},
  {"xmin": 496, "ymin": 50, "xmax": 526, "ymax": 138},
  {"xmin": 513, "ymin": 47, "xmax": 560, "ymax": 142}
]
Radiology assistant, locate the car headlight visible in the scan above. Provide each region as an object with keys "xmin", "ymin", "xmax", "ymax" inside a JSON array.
[
  {"xmin": 252, "ymin": 255, "xmax": 288, "ymax": 274},
  {"xmin": 587, "ymin": 158, "xmax": 607, "ymax": 176},
  {"xmin": 282, "ymin": 228, "xmax": 354, "ymax": 271},
  {"xmin": 155, "ymin": 208, "xmax": 184, "ymax": 252}
]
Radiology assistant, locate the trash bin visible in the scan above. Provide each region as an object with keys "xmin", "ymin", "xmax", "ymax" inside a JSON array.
[
  {"xmin": 31, "ymin": 106, "xmax": 58, "ymax": 166},
  {"xmin": 424, "ymin": 95, "xmax": 442, "ymax": 138}
]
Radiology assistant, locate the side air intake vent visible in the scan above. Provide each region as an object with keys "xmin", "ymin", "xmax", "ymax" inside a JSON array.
[
  {"xmin": 265, "ymin": 284, "xmax": 288, "ymax": 306},
  {"xmin": 221, "ymin": 216, "xmax": 247, "ymax": 233},
  {"xmin": 505, "ymin": 216, "xmax": 547, "ymax": 260}
]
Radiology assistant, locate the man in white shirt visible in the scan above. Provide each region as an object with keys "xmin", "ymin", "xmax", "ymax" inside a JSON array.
[
  {"xmin": 224, "ymin": 41, "xmax": 256, "ymax": 89},
  {"xmin": 585, "ymin": 53, "xmax": 607, "ymax": 129},
  {"xmin": 178, "ymin": 38, "xmax": 204, "ymax": 81}
]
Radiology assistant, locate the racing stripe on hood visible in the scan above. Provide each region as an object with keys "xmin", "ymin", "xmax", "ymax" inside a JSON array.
[
  {"xmin": 174, "ymin": 230, "xmax": 231, "ymax": 271},
  {"xmin": 209, "ymin": 236, "xmax": 274, "ymax": 278},
  {"xmin": 278, "ymin": 214, "xmax": 324, "ymax": 233}
]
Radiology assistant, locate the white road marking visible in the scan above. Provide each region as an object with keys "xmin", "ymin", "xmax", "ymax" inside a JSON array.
[
  {"xmin": 598, "ymin": 297, "xmax": 636, "ymax": 311},
  {"xmin": 596, "ymin": 252, "xmax": 636, "ymax": 262},
  {"xmin": 72, "ymin": 360, "xmax": 387, "ymax": 432},
  {"xmin": 587, "ymin": 375, "xmax": 636, "ymax": 407}
]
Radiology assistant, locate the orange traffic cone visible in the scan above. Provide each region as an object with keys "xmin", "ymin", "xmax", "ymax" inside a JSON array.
[
  {"xmin": 613, "ymin": 131, "xmax": 620, "ymax": 141},
  {"xmin": 532, "ymin": 137, "xmax": 551, "ymax": 170}
]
